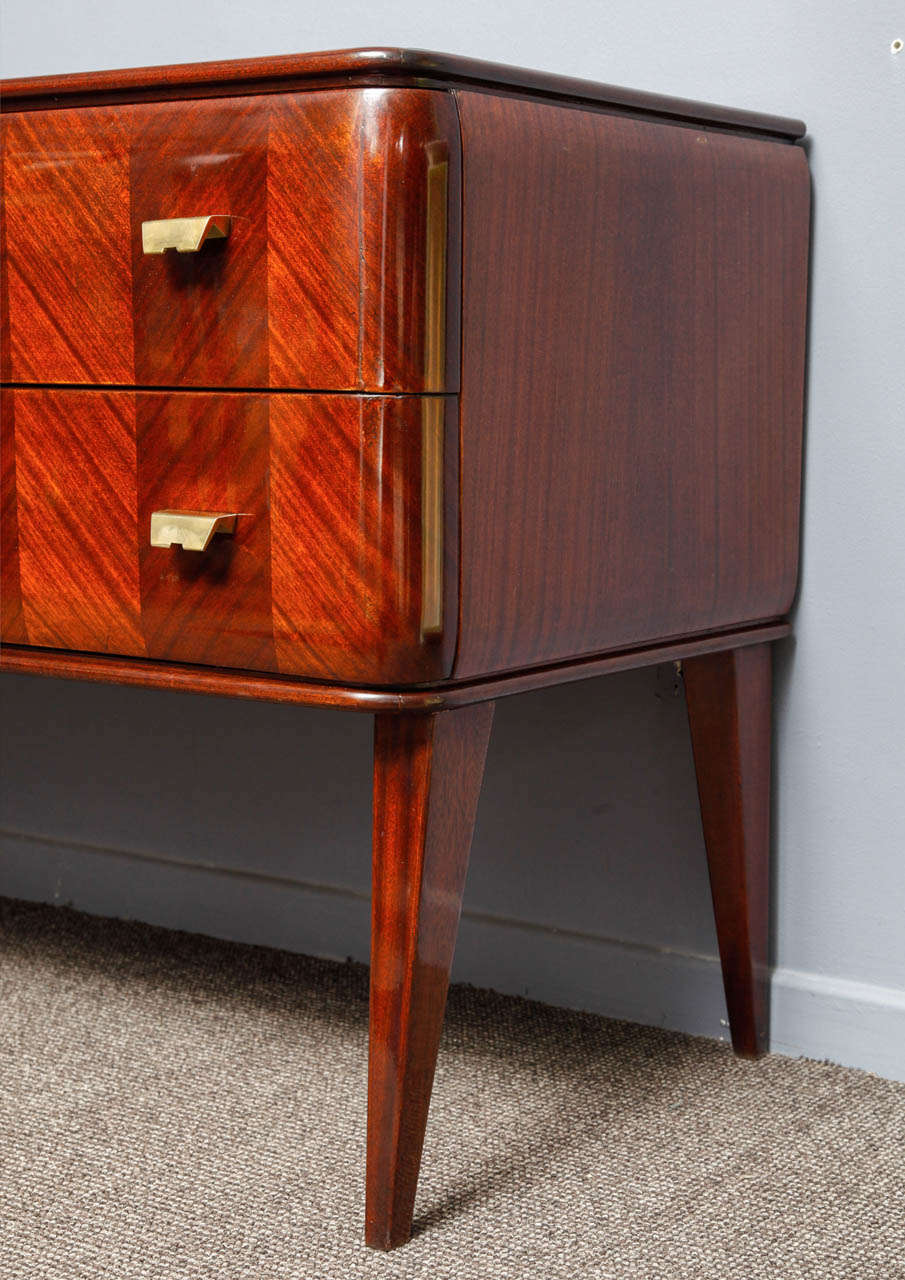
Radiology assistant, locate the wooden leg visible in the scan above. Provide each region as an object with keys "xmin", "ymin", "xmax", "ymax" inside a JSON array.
[
  {"xmin": 683, "ymin": 644, "xmax": 772, "ymax": 1057},
  {"xmin": 366, "ymin": 702, "xmax": 495, "ymax": 1250}
]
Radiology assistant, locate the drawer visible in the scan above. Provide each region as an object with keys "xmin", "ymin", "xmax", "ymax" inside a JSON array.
[
  {"xmin": 0, "ymin": 388, "xmax": 457, "ymax": 684},
  {"xmin": 0, "ymin": 89, "xmax": 460, "ymax": 392}
]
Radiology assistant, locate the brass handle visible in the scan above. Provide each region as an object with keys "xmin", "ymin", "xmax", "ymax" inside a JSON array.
[
  {"xmin": 141, "ymin": 215, "xmax": 231, "ymax": 255},
  {"xmin": 150, "ymin": 510, "xmax": 237, "ymax": 552}
]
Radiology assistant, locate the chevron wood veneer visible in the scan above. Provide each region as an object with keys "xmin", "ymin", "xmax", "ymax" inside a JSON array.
[
  {"xmin": 136, "ymin": 391, "xmax": 276, "ymax": 672},
  {"xmin": 0, "ymin": 89, "xmax": 460, "ymax": 391},
  {"xmin": 0, "ymin": 49, "xmax": 811, "ymax": 1253},
  {"xmin": 270, "ymin": 394, "xmax": 457, "ymax": 684},
  {"xmin": 3, "ymin": 388, "xmax": 454, "ymax": 683},
  {"xmin": 130, "ymin": 99, "xmax": 270, "ymax": 389},
  {"xmin": 267, "ymin": 91, "xmax": 361, "ymax": 389},
  {"xmin": 0, "ymin": 388, "xmax": 28, "ymax": 643},
  {"xmin": 2, "ymin": 107, "xmax": 134, "ymax": 384},
  {"xmin": 12, "ymin": 390, "xmax": 144, "ymax": 653}
]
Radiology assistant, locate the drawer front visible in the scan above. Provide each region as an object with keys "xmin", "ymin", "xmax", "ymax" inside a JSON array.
[
  {"xmin": 1, "ymin": 389, "xmax": 457, "ymax": 684},
  {"xmin": 0, "ymin": 89, "xmax": 461, "ymax": 392}
]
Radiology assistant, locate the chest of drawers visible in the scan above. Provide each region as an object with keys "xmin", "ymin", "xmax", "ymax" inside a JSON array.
[{"xmin": 0, "ymin": 47, "xmax": 810, "ymax": 1250}]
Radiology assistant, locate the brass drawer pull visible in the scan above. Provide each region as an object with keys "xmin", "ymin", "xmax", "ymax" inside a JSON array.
[
  {"xmin": 141, "ymin": 215, "xmax": 231, "ymax": 255},
  {"xmin": 150, "ymin": 510, "xmax": 237, "ymax": 552}
]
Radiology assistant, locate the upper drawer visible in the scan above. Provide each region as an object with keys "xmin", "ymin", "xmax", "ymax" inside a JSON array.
[{"xmin": 0, "ymin": 89, "xmax": 460, "ymax": 391}]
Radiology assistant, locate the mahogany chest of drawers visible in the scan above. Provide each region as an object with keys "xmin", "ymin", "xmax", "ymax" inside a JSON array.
[{"xmin": 0, "ymin": 47, "xmax": 810, "ymax": 1250}]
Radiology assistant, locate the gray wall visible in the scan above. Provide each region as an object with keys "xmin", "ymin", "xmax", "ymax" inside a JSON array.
[{"xmin": 2, "ymin": 1, "xmax": 903, "ymax": 1081}]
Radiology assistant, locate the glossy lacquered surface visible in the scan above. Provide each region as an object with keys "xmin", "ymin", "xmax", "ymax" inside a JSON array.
[
  {"xmin": 0, "ymin": 47, "xmax": 811, "ymax": 1254},
  {"xmin": 0, "ymin": 622, "xmax": 790, "ymax": 712},
  {"xmin": 1, "ymin": 389, "xmax": 457, "ymax": 684},
  {"xmin": 451, "ymin": 91, "xmax": 811, "ymax": 680},
  {"xmin": 1, "ymin": 80, "xmax": 812, "ymax": 686},
  {"xmin": 685, "ymin": 644, "xmax": 772, "ymax": 1056},
  {"xmin": 368, "ymin": 703, "xmax": 494, "ymax": 1248},
  {"xmin": 0, "ymin": 47, "xmax": 806, "ymax": 139},
  {"xmin": 0, "ymin": 88, "xmax": 461, "ymax": 391}
]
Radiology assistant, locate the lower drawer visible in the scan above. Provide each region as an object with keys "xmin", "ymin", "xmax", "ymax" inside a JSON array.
[{"xmin": 1, "ymin": 389, "xmax": 456, "ymax": 685}]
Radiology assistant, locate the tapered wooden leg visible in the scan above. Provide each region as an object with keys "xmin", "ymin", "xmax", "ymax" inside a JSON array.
[
  {"xmin": 366, "ymin": 702, "xmax": 495, "ymax": 1250},
  {"xmin": 684, "ymin": 644, "xmax": 772, "ymax": 1057}
]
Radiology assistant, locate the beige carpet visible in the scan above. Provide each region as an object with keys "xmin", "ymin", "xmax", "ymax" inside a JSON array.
[{"xmin": 0, "ymin": 898, "xmax": 903, "ymax": 1280}]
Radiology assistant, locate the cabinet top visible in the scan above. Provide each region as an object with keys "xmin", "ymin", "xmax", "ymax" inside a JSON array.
[{"xmin": 1, "ymin": 46, "xmax": 805, "ymax": 139}]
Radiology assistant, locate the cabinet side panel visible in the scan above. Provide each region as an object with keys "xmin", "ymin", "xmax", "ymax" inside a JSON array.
[{"xmin": 453, "ymin": 92, "xmax": 810, "ymax": 680}]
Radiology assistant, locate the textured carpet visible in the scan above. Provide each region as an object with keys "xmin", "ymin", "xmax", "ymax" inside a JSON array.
[{"xmin": 0, "ymin": 899, "xmax": 903, "ymax": 1280}]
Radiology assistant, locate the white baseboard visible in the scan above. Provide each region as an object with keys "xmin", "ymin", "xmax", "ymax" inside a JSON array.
[
  {"xmin": 2, "ymin": 828, "xmax": 903, "ymax": 1082},
  {"xmin": 769, "ymin": 966, "xmax": 905, "ymax": 1082}
]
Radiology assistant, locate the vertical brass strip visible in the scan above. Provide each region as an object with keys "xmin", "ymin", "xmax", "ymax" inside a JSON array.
[
  {"xmin": 421, "ymin": 398, "xmax": 444, "ymax": 639},
  {"xmin": 424, "ymin": 149, "xmax": 449, "ymax": 390},
  {"xmin": 421, "ymin": 149, "xmax": 448, "ymax": 639}
]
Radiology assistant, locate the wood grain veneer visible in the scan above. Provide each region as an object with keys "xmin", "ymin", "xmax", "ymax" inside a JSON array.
[
  {"xmin": 2, "ymin": 107, "xmax": 135, "ymax": 384},
  {"xmin": 270, "ymin": 394, "xmax": 457, "ymax": 684},
  {"xmin": 1, "ymin": 88, "xmax": 460, "ymax": 391},
  {"xmin": 367, "ymin": 703, "xmax": 494, "ymax": 1248},
  {"xmin": 0, "ymin": 47, "xmax": 811, "ymax": 1253},
  {"xmin": 0, "ymin": 623, "xmax": 791, "ymax": 712},
  {"xmin": 130, "ymin": 97, "xmax": 270, "ymax": 389},
  {"xmin": 685, "ymin": 644, "xmax": 772, "ymax": 1056},
  {"xmin": 0, "ymin": 48, "xmax": 805, "ymax": 139},
  {"xmin": 452, "ymin": 90, "xmax": 811, "ymax": 680},
  {"xmin": 136, "ymin": 392, "xmax": 275, "ymax": 672},
  {"xmin": 0, "ymin": 389, "xmax": 28, "ymax": 643},
  {"xmin": 3, "ymin": 389, "xmax": 457, "ymax": 684},
  {"xmin": 12, "ymin": 390, "xmax": 145, "ymax": 654}
]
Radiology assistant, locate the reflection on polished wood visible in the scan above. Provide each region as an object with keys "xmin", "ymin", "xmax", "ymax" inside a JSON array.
[
  {"xmin": 0, "ymin": 623, "xmax": 792, "ymax": 715},
  {"xmin": 1, "ymin": 89, "xmax": 460, "ymax": 391},
  {"xmin": 452, "ymin": 90, "xmax": 810, "ymax": 679},
  {"xmin": 685, "ymin": 645, "xmax": 773, "ymax": 1057},
  {"xmin": 0, "ymin": 47, "xmax": 806, "ymax": 139},
  {"xmin": 367, "ymin": 703, "xmax": 494, "ymax": 1249},
  {"xmin": 2, "ymin": 389, "xmax": 457, "ymax": 683},
  {"xmin": 0, "ymin": 48, "xmax": 810, "ymax": 1251}
]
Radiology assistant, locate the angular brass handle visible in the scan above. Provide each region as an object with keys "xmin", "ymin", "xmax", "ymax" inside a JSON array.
[
  {"xmin": 141, "ymin": 215, "xmax": 231, "ymax": 255},
  {"xmin": 150, "ymin": 510, "xmax": 237, "ymax": 552}
]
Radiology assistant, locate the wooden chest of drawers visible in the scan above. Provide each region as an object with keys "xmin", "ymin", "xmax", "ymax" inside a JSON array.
[{"xmin": 0, "ymin": 47, "xmax": 810, "ymax": 1250}]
